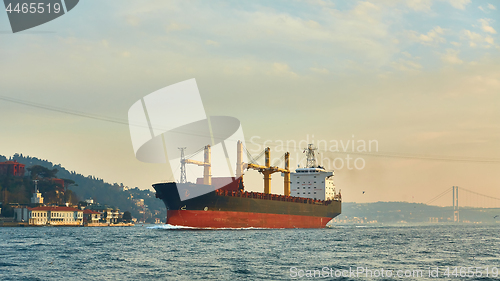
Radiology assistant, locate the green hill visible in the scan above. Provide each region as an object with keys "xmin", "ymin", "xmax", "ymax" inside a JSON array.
[{"xmin": 0, "ymin": 153, "xmax": 165, "ymax": 223}]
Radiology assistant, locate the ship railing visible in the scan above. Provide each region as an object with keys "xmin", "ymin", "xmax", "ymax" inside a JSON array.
[{"xmin": 214, "ymin": 190, "xmax": 336, "ymax": 205}]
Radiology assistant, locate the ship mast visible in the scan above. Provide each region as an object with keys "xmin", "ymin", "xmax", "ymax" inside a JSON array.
[
  {"xmin": 179, "ymin": 147, "xmax": 187, "ymax": 183},
  {"xmin": 305, "ymin": 144, "xmax": 318, "ymax": 168},
  {"xmin": 179, "ymin": 145, "xmax": 212, "ymax": 185}
]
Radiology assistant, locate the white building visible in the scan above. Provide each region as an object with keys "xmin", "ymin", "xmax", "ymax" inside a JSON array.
[
  {"xmin": 289, "ymin": 144, "xmax": 339, "ymax": 201},
  {"xmin": 15, "ymin": 206, "xmax": 83, "ymax": 226},
  {"xmin": 30, "ymin": 180, "xmax": 43, "ymax": 204},
  {"xmin": 31, "ymin": 192, "xmax": 43, "ymax": 204}
]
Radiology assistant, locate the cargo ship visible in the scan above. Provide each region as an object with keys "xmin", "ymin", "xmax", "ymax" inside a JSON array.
[{"xmin": 153, "ymin": 142, "xmax": 341, "ymax": 228}]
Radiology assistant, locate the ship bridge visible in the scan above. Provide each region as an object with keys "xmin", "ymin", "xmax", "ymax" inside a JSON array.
[
  {"xmin": 295, "ymin": 167, "xmax": 328, "ymax": 173},
  {"xmin": 290, "ymin": 144, "xmax": 337, "ymax": 201}
]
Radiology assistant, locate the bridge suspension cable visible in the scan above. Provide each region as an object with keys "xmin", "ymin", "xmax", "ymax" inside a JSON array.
[
  {"xmin": 458, "ymin": 186, "xmax": 500, "ymax": 202},
  {"xmin": 425, "ymin": 187, "xmax": 452, "ymax": 205}
]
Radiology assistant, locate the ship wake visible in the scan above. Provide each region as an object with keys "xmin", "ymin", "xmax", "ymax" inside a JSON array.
[{"xmin": 147, "ymin": 224, "xmax": 279, "ymax": 230}]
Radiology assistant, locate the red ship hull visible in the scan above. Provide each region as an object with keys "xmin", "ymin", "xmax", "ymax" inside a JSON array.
[{"xmin": 167, "ymin": 210, "xmax": 333, "ymax": 229}]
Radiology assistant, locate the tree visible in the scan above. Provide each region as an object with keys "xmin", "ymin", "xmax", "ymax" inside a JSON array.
[
  {"xmin": 64, "ymin": 190, "xmax": 79, "ymax": 205},
  {"xmin": 1, "ymin": 204, "xmax": 14, "ymax": 217},
  {"xmin": 27, "ymin": 165, "xmax": 58, "ymax": 179},
  {"xmin": 123, "ymin": 211, "xmax": 132, "ymax": 223},
  {"xmin": 62, "ymin": 178, "xmax": 76, "ymax": 192}
]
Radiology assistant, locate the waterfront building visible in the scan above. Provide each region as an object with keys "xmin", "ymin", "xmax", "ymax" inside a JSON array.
[
  {"xmin": 86, "ymin": 205, "xmax": 122, "ymax": 224},
  {"xmin": 14, "ymin": 206, "xmax": 83, "ymax": 226},
  {"xmin": 83, "ymin": 209, "xmax": 101, "ymax": 224}
]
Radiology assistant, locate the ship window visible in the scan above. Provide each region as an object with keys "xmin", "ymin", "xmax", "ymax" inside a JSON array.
[
  {"xmin": 303, "ymin": 192, "xmax": 305, "ymax": 194},
  {"xmin": 314, "ymin": 192, "xmax": 316, "ymax": 194},
  {"xmin": 314, "ymin": 176, "xmax": 316, "ymax": 178},
  {"xmin": 314, "ymin": 181, "xmax": 316, "ymax": 183},
  {"xmin": 308, "ymin": 192, "xmax": 310, "ymax": 194},
  {"xmin": 308, "ymin": 187, "xmax": 310, "ymax": 189}
]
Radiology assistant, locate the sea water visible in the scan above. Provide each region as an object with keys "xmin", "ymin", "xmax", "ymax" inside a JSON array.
[{"xmin": 1, "ymin": 224, "xmax": 499, "ymax": 280}]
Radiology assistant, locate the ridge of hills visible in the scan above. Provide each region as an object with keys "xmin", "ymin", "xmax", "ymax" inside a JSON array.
[{"xmin": 0, "ymin": 153, "xmax": 165, "ymax": 223}]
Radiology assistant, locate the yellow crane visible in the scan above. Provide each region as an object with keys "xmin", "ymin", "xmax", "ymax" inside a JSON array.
[
  {"xmin": 180, "ymin": 141, "xmax": 290, "ymax": 196},
  {"xmin": 238, "ymin": 141, "xmax": 290, "ymax": 196}
]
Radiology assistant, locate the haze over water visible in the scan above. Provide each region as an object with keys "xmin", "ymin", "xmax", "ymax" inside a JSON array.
[{"xmin": 1, "ymin": 224, "xmax": 498, "ymax": 280}]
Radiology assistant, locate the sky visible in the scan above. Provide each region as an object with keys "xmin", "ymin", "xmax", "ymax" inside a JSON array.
[{"xmin": 1, "ymin": 0, "xmax": 499, "ymax": 207}]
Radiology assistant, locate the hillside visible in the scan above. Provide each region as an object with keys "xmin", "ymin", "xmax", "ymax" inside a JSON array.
[
  {"xmin": 337, "ymin": 201, "xmax": 500, "ymax": 224},
  {"xmin": 1, "ymin": 153, "xmax": 165, "ymax": 222}
]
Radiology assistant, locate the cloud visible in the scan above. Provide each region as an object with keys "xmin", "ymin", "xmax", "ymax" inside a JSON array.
[
  {"xmin": 479, "ymin": 19, "xmax": 497, "ymax": 34},
  {"xmin": 407, "ymin": 26, "xmax": 446, "ymax": 45},
  {"xmin": 270, "ymin": 63, "xmax": 298, "ymax": 78},
  {"xmin": 126, "ymin": 15, "xmax": 140, "ymax": 26},
  {"xmin": 478, "ymin": 4, "xmax": 495, "ymax": 12},
  {"xmin": 485, "ymin": 36, "xmax": 494, "ymax": 45},
  {"xmin": 305, "ymin": 20, "xmax": 321, "ymax": 29},
  {"xmin": 165, "ymin": 22, "xmax": 190, "ymax": 32},
  {"xmin": 447, "ymin": 0, "xmax": 470, "ymax": 10},
  {"xmin": 401, "ymin": 51, "xmax": 412, "ymax": 58},
  {"xmin": 391, "ymin": 58, "xmax": 423, "ymax": 72},
  {"xmin": 407, "ymin": 0, "xmax": 433, "ymax": 12},
  {"xmin": 465, "ymin": 75, "xmax": 500, "ymax": 93},
  {"xmin": 351, "ymin": 1, "xmax": 381, "ymax": 24},
  {"xmin": 309, "ymin": 67, "xmax": 329, "ymax": 74},
  {"xmin": 304, "ymin": 0, "xmax": 335, "ymax": 7},
  {"xmin": 462, "ymin": 29, "xmax": 495, "ymax": 47},
  {"xmin": 121, "ymin": 51, "xmax": 131, "ymax": 58},
  {"xmin": 406, "ymin": 0, "xmax": 470, "ymax": 12},
  {"xmin": 205, "ymin": 40, "xmax": 220, "ymax": 46},
  {"xmin": 441, "ymin": 49, "xmax": 463, "ymax": 64}
]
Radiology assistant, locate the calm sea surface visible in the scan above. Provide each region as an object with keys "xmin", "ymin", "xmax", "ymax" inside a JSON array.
[{"xmin": 0, "ymin": 224, "xmax": 499, "ymax": 280}]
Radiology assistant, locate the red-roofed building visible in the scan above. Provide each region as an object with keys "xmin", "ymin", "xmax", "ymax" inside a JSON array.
[
  {"xmin": 0, "ymin": 161, "xmax": 25, "ymax": 177},
  {"xmin": 83, "ymin": 209, "xmax": 101, "ymax": 225},
  {"xmin": 50, "ymin": 178, "xmax": 66, "ymax": 190}
]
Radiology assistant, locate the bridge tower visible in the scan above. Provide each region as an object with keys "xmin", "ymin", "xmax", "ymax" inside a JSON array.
[{"xmin": 453, "ymin": 186, "xmax": 459, "ymax": 222}]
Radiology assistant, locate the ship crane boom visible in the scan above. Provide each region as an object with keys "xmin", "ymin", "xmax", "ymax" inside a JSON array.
[
  {"xmin": 238, "ymin": 141, "xmax": 290, "ymax": 196},
  {"xmin": 180, "ymin": 145, "xmax": 212, "ymax": 185}
]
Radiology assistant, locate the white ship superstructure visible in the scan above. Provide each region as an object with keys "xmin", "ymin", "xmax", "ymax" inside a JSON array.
[{"xmin": 290, "ymin": 144, "xmax": 337, "ymax": 201}]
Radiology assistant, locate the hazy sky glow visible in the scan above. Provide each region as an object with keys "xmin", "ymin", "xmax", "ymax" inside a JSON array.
[{"xmin": 1, "ymin": 0, "xmax": 499, "ymax": 207}]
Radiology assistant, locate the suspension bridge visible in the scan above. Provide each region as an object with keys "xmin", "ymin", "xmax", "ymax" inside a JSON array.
[{"xmin": 425, "ymin": 186, "xmax": 500, "ymax": 222}]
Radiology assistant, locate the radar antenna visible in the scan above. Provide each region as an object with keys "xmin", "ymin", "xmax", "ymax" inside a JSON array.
[
  {"xmin": 304, "ymin": 144, "xmax": 317, "ymax": 168},
  {"xmin": 179, "ymin": 147, "xmax": 187, "ymax": 183}
]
